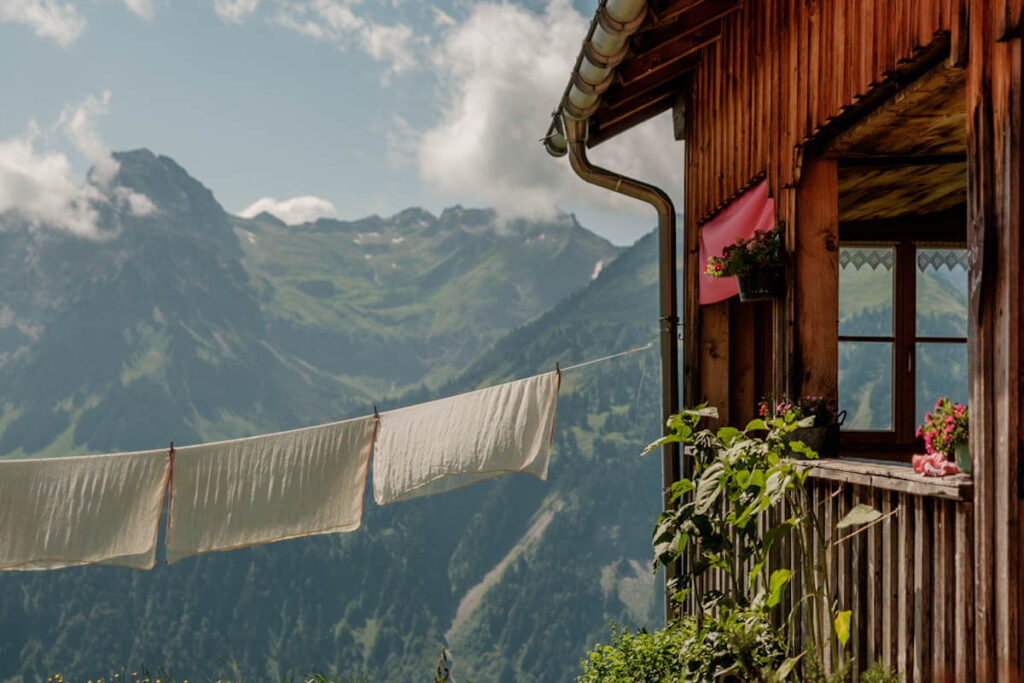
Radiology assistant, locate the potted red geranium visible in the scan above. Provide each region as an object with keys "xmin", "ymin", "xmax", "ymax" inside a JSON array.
[{"xmin": 705, "ymin": 227, "xmax": 785, "ymax": 301}]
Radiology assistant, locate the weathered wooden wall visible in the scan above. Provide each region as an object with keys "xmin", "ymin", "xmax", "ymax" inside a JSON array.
[
  {"xmin": 965, "ymin": 0, "xmax": 1023, "ymax": 680},
  {"xmin": 679, "ymin": 0, "xmax": 1024, "ymax": 678}
]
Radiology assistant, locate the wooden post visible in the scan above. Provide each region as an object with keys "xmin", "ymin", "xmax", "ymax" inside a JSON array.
[
  {"xmin": 966, "ymin": 0, "xmax": 1023, "ymax": 678},
  {"xmin": 793, "ymin": 157, "xmax": 839, "ymax": 399}
]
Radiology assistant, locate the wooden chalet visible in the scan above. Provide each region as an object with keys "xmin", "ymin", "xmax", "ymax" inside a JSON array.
[{"xmin": 545, "ymin": 0, "xmax": 1024, "ymax": 680}]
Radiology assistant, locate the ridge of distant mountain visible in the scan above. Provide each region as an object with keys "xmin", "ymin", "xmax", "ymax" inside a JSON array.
[{"xmin": 235, "ymin": 195, "xmax": 620, "ymax": 394}]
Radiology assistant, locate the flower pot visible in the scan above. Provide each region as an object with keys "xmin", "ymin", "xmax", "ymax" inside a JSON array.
[
  {"xmin": 736, "ymin": 269, "xmax": 783, "ymax": 302},
  {"xmin": 788, "ymin": 424, "xmax": 840, "ymax": 458},
  {"xmin": 954, "ymin": 441, "xmax": 971, "ymax": 475}
]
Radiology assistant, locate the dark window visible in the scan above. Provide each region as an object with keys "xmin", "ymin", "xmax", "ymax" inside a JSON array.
[{"xmin": 837, "ymin": 213, "xmax": 967, "ymax": 460}]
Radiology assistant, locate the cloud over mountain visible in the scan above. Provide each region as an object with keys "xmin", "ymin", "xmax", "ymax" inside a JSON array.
[
  {"xmin": 0, "ymin": 91, "xmax": 154, "ymax": 238},
  {"xmin": 413, "ymin": 0, "xmax": 682, "ymax": 222},
  {"xmin": 238, "ymin": 195, "xmax": 338, "ymax": 224}
]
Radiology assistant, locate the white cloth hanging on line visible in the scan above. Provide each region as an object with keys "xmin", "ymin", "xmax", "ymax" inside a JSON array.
[
  {"xmin": 372, "ymin": 371, "xmax": 560, "ymax": 505},
  {"xmin": 0, "ymin": 449, "xmax": 170, "ymax": 570},
  {"xmin": 165, "ymin": 415, "xmax": 376, "ymax": 564}
]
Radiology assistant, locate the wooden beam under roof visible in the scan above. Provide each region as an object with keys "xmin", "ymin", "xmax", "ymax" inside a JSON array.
[
  {"xmin": 608, "ymin": 54, "xmax": 702, "ymax": 112},
  {"xmin": 589, "ymin": 84, "xmax": 680, "ymax": 146},
  {"xmin": 822, "ymin": 60, "xmax": 966, "ymax": 158},
  {"xmin": 617, "ymin": 30, "xmax": 718, "ymax": 85},
  {"xmin": 648, "ymin": 0, "xmax": 703, "ymax": 23},
  {"xmin": 631, "ymin": 0, "xmax": 740, "ymax": 50},
  {"xmin": 584, "ymin": 0, "xmax": 739, "ymax": 148}
]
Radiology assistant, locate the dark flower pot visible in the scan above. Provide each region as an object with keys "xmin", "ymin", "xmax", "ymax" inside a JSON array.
[
  {"xmin": 736, "ymin": 269, "xmax": 783, "ymax": 302},
  {"xmin": 789, "ymin": 425, "xmax": 839, "ymax": 458},
  {"xmin": 788, "ymin": 412, "xmax": 844, "ymax": 458}
]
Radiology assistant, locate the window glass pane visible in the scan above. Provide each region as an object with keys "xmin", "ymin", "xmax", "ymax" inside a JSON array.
[
  {"xmin": 916, "ymin": 247, "xmax": 968, "ymax": 337},
  {"xmin": 915, "ymin": 342, "xmax": 969, "ymax": 428},
  {"xmin": 839, "ymin": 246, "xmax": 894, "ymax": 336},
  {"xmin": 839, "ymin": 341, "xmax": 893, "ymax": 431}
]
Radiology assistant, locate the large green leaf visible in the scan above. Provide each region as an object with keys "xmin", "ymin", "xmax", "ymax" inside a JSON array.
[
  {"xmin": 694, "ymin": 461, "xmax": 725, "ymax": 514},
  {"xmin": 766, "ymin": 568, "xmax": 792, "ymax": 607},
  {"xmin": 776, "ymin": 653, "xmax": 805, "ymax": 680},
  {"xmin": 837, "ymin": 503, "xmax": 883, "ymax": 529},
  {"xmin": 835, "ymin": 610, "xmax": 852, "ymax": 645},
  {"xmin": 716, "ymin": 426, "xmax": 741, "ymax": 445}
]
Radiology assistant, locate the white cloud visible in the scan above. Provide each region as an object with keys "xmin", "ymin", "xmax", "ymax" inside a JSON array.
[
  {"xmin": 0, "ymin": 92, "xmax": 156, "ymax": 238},
  {"xmin": 0, "ymin": 0, "xmax": 85, "ymax": 46},
  {"xmin": 413, "ymin": 0, "xmax": 682, "ymax": 222},
  {"xmin": 238, "ymin": 195, "xmax": 338, "ymax": 224},
  {"xmin": 274, "ymin": 0, "xmax": 417, "ymax": 75},
  {"xmin": 59, "ymin": 90, "xmax": 118, "ymax": 185},
  {"xmin": 121, "ymin": 0, "xmax": 154, "ymax": 19},
  {"xmin": 0, "ymin": 127, "xmax": 105, "ymax": 237},
  {"xmin": 214, "ymin": 0, "xmax": 258, "ymax": 23}
]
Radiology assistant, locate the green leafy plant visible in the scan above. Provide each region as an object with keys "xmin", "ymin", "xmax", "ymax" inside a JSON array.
[
  {"xmin": 578, "ymin": 623, "xmax": 694, "ymax": 683},
  {"xmin": 860, "ymin": 658, "xmax": 902, "ymax": 683},
  {"xmin": 651, "ymin": 406, "xmax": 883, "ymax": 680},
  {"xmin": 580, "ymin": 405, "xmax": 885, "ymax": 682},
  {"xmin": 704, "ymin": 228, "xmax": 784, "ymax": 278}
]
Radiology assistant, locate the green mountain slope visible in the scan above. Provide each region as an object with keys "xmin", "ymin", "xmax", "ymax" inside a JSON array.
[
  {"xmin": 237, "ymin": 202, "xmax": 618, "ymax": 393},
  {"xmin": 0, "ymin": 151, "xmax": 668, "ymax": 682}
]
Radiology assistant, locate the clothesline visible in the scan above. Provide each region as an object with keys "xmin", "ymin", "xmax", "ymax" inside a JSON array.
[
  {"xmin": 560, "ymin": 342, "xmax": 654, "ymax": 373},
  {"xmin": 0, "ymin": 342, "xmax": 654, "ymax": 572}
]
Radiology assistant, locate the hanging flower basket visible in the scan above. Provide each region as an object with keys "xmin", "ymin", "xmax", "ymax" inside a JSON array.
[
  {"xmin": 705, "ymin": 227, "xmax": 785, "ymax": 302},
  {"xmin": 737, "ymin": 268, "xmax": 784, "ymax": 302}
]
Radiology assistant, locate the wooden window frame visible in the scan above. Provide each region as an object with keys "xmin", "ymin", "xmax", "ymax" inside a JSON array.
[{"xmin": 837, "ymin": 210, "xmax": 966, "ymax": 461}]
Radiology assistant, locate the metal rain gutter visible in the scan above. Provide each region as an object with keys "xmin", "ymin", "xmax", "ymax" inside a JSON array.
[{"xmin": 543, "ymin": 0, "xmax": 681, "ymax": 619}]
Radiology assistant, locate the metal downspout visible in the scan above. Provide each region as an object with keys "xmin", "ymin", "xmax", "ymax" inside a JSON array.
[{"xmin": 563, "ymin": 116, "xmax": 681, "ymax": 620}]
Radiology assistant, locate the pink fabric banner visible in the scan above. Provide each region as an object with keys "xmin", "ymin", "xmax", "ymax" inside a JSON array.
[{"xmin": 698, "ymin": 179, "xmax": 775, "ymax": 305}]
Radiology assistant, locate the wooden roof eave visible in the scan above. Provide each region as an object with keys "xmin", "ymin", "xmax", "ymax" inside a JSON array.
[{"xmin": 545, "ymin": 0, "xmax": 741, "ymax": 153}]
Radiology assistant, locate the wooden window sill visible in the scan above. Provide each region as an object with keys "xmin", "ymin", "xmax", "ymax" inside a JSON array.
[{"xmin": 788, "ymin": 457, "xmax": 972, "ymax": 501}]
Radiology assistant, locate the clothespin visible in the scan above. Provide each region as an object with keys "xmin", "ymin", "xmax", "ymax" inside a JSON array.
[
  {"xmin": 164, "ymin": 441, "xmax": 177, "ymax": 541},
  {"xmin": 555, "ymin": 361, "xmax": 561, "ymax": 389}
]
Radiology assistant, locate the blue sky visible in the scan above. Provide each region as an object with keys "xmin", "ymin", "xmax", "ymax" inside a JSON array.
[{"xmin": 0, "ymin": 0, "xmax": 682, "ymax": 245}]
